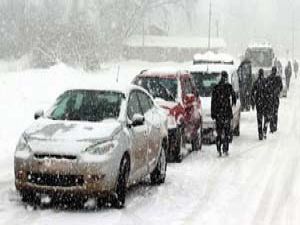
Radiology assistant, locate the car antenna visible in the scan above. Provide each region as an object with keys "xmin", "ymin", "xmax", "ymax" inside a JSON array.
[{"xmin": 116, "ymin": 65, "xmax": 120, "ymax": 83}]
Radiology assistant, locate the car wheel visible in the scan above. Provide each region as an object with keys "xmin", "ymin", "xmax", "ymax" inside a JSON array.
[
  {"xmin": 233, "ymin": 122, "xmax": 240, "ymax": 136},
  {"xmin": 192, "ymin": 124, "xmax": 203, "ymax": 151},
  {"xmin": 174, "ymin": 130, "xmax": 184, "ymax": 163},
  {"xmin": 112, "ymin": 155, "xmax": 130, "ymax": 209},
  {"xmin": 20, "ymin": 190, "xmax": 41, "ymax": 206},
  {"xmin": 233, "ymin": 117, "xmax": 241, "ymax": 137},
  {"xmin": 150, "ymin": 142, "xmax": 167, "ymax": 185}
]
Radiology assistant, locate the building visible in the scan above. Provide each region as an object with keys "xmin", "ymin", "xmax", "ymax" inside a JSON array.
[{"xmin": 123, "ymin": 35, "xmax": 227, "ymax": 62}]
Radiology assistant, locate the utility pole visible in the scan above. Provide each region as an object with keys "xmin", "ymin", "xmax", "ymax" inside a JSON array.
[
  {"xmin": 208, "ymin": 0, "xmax": 212, "ymax": 51},
  {"xmin": 292, "ymin": 4, "xmax": 295, "ymax": 60},
  {"xmin": 216, "ymin": 19, "xmax": 219, "ymax": 38}
]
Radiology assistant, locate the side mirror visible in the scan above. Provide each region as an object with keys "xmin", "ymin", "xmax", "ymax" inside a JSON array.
[
  {"xmin": 184, "ymin": 93, "xmax": 195, "ymax": 104},
  {"xmin": 131, "ymin": 114, "xmax": 145, "ymax": 127},
  {"xmin": 34, "ymin": 110, "xmax": 44, "ymax": 120}
]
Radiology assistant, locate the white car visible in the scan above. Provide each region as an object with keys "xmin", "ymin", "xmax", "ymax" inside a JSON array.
[
  {"xmin": 14, "ymin": 85, "xmax": 168, "ymax": 208},
  {"xmin": 190, "ymin": 64, "xmax": 241, "ymax": 142}
]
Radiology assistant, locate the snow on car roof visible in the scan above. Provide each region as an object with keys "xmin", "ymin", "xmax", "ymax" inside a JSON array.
[
  {"xmin": 189, "ymin": 64, "xmax": 236, "ymax": 74},
  {"xmin": 248, "ymin": 41, "xmax": 272, "ymax": 49},
  {"xmin": 193, "ymin": 51, "xmax": 235, "ymax": 64},
  {"xmin": 63, "ymin": 83, "xmax": 142, "ymax": 96},
  {"xmin": 138, "ymin": 67, "xmax": 189, "ymax": 77}
]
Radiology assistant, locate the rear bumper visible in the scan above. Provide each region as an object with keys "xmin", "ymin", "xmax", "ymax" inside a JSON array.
[{"xmin": 203, "ymin": 119, "xmax": 216, "ymax": 130}]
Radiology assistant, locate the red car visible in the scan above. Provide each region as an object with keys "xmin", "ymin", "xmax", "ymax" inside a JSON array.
[{"xmin": 133, "ymin": 69, "xmax": 203, "ymax": 162}]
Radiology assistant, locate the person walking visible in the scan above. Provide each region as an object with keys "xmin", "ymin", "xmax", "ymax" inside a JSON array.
[
  {"xmin": 211, "ymin": 71, "xmax": 237, "ymax": 157},
  {"xmin": 251, "ymin": 69, "xmax": 271, "ymax": 140},
  {"xmin": 285, "ymin": 61, "xmax": 292, "ymax": 90},
  {"xmin": 266, "ymin": 67, "xmax": 283, "ymax": 133},
  {"xmin": 294, "ymin": 60, "xmax": 299, "ymax": 79}
]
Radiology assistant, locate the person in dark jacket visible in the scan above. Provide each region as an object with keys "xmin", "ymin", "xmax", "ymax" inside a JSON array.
[
  {"xmin": 285, "ymin": 61, "xmax": 292, "ymax": 90},
  {"xmin": 251, "ymin": 69, "xmax": 272, "ymax": 140},
  {"xmin": 266, "ymin": 67, "xmax": 283, "ymax": 133},
  {"xmin": 211, "ymin": 71, "xmax": 237, "ymax": 157},
  {"xmin": 294, "ymin": 60, "xmax": 299, "ymax": 79}
]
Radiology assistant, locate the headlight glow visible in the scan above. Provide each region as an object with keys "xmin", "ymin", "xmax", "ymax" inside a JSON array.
[
  {"xmin": 15, "ymin": 134, "xmax": 31, "ymax": 152},
  {"xmin": 85, "ymin": 140, "xmax": 117, "ymax": 155}
]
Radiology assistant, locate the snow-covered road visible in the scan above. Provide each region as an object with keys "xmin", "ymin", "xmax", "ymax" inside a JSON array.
[{"xmin": 0, "ymin": 63, "xmax": 299, "ymax": 225}]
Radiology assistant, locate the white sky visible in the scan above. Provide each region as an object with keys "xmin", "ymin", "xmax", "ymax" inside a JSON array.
[{"xmin": 184, "ymin": 0, "xmax": 299, "ymax": 58}]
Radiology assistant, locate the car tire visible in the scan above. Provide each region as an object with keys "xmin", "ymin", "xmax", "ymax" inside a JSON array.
[
  {"xmin": 192, "ymin": 124, "xmax": 203, "ymax": 151},
  {"xmin": 112, "ymin": 155, "xmax": 130, "ymax": 209},
  {"xmin": 233, "ymin": 123, "xmax": 240, "ymax": 136},
  {"xmin": 233, "ymin": 117, "xmax": 241, "ymax": 137},
  {"xmin": 150, "ymin": 142, "xmax": 167, "ymax": 185},
  {"xmin": 20, "ymin": 190, "xmax": 40, "ymax": 205},
  {"xmin": 174, "ymin": 130, "xmax": 183, "ymax": 163}
]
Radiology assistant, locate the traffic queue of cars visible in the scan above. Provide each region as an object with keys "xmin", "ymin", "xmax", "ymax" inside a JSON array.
[{"xmin": 14, "ymin": 53, "xmax": 241, "ymax": 208}]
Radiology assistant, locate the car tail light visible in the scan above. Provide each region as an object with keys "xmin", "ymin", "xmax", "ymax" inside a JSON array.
[
  {"xmin": 16, "ymin": 170, "xmax": 26, "ymax": 180},
  {"xmin": 167, "ymin": 115, "xmax": 177, "ymax": 129}
]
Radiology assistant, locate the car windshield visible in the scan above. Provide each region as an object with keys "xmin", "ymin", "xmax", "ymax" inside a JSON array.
[
  {"xmin": 48, "ymin": 90, "xmax": 124, "ymax": 122},
  {"xmin": 192, "ymin": 72, "xmax": 221, "ymax": 97},
  {"xmin": 245, "ymin": 48, "xmax": 273, "ymax": 67},
  {"xmin": 135, "ymin": 77, "xmax": 177, "ymax": 102}
]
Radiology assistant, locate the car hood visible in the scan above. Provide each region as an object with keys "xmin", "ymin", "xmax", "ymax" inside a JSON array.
[
  {"xmin": 24, "ymin": 118, "xmax": 122, "ymax": 155},
  {"xmin": 154, "ymin": 98, "xmax": 178, "ymax": 110}
]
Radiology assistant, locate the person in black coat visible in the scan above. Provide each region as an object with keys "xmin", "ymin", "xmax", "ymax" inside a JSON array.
[
  {"xmin": 251, "ymin": 69, "xmax": 272, "ymax": 140},
  {"xmin": 266, "ymin": 67, "xmax": 283, "ymax": 133},
  {"xmin": 285, "ymin": 61, "xmax": 292, "ymax": 90},
  {"xmin": 294, "ymin": 60, "xmax": 299, "ymax": 79},
  {"xmin": 211, "ymin": 71, "xmax": 237, "ymax": 157}
]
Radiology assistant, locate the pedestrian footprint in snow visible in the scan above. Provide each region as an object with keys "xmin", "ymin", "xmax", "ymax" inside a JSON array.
[
  {"xmin": 211, "ymin": 71, "xmax": 237, "ymax": 157},
  {"xmin": 251, "ymin": 69, "xmax": 272, "ymax": 140}
]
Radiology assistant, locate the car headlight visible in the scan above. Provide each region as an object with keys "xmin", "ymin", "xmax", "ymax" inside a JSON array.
[
  {"xmin": 85, "ymin": 140, "xmax": 117, "ymax": 155},
  {"xmin": 16, "ymin": 134, "xmax": 31, "ymax": 152}
]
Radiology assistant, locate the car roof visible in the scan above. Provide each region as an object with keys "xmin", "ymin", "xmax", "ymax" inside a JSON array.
[
  {"xmin": 63, "ymin": 84, "xmax": 145, "ymax": 97},
  {"xmin": 193, "ymin": 51, "xmax": 235, "ymax": 64},
  {"xmin": 138, "ymin": 68, "xmax": 190, "ymax": 78},
  {"xmin": 189, "ymin": 64, "xmax": 236, "ymax": 74}
]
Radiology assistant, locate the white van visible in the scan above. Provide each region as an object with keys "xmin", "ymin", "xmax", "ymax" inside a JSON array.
[{"xmin": 189, "ymin": 64, "xmax": 241, "ymax": 143}]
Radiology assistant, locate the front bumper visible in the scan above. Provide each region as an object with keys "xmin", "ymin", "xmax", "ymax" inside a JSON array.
[{"xmin": 14, "ymin": 153, "xmax": 119, "ymax": 197}]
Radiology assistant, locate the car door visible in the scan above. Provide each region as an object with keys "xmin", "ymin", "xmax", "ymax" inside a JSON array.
[
  {"xmin": 181, "ymin": 76, "xmax": 200, "ymax": 139},
  {"xmin": 127, "ymin": 91, "xmax": 148, "ymax": 179},
  {"xmin": 230, "ymin": 72, "xmax": 241, "ymax": 128},
  {"xmin": 137, "ymin": 91, "xmax": 161, "ymax": 171}
]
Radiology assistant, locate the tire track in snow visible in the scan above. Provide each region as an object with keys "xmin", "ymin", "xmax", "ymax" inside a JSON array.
[{"xmin": 251, "ymin": 77, "xmax": 300, "ymax": 225}]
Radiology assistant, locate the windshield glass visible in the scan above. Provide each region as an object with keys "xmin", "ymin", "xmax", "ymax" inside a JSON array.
[
  {"xmin": 135, "ymin": 77, "xmax": 177, "ymax": 102},
  {"xmin": 192, "ymin": 72, "xmax": 221, "ymax": 97},
  {"xmin": 245, "ymin": 48, "xmax": 273, "ymax": 67},
  {"xmin": 48, "ymin": 90, "xmax": 124, "ymax": 122}
]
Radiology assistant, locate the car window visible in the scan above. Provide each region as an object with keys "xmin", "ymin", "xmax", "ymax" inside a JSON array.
[
  {"xmin": 49, "ymin": 90, "xmax": 123, "ymax": 121},
  {"xmin": 134, "ymin": 77, "xmax": 177, "ymax": 101},
  {"xmin": 192, "ymin": 72, "xmax": 221, "ymax": 97},
  {"xmin": 137, "ymin": 91, "xmax": 153, "ymax": 114},
  {"xmin": 182, "ymin": 77, "xmax": 193, "ymax": 95},
  {"xmin": 127, "ymin": 91, "xmax": 143, "ymax": 120}
]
